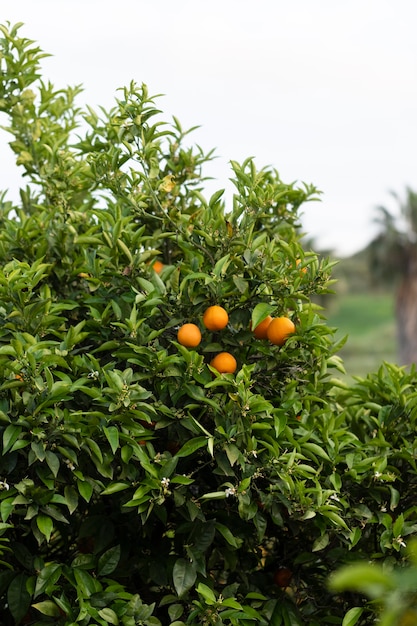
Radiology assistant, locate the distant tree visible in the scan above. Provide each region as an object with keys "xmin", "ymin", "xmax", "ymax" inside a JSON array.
[{"xmin": 368, "ymin": 187, "xmax": 417, "ymax": 365}]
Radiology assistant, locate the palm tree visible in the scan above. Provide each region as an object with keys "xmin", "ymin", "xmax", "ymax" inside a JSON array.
[{"xmin": 368, "ymin": 187, "xmax": 417, "ymax": 365}]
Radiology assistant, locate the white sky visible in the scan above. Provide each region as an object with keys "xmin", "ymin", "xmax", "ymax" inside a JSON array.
[{"xmin": 2, "ymin": 0, "xmax": 417, "ymax": 256}]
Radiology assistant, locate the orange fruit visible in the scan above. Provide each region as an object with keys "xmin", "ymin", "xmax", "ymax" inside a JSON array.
[
  {"xmin": 177, "ymin": 323, "xmax": 202, "ymax": 348},
  {"xmin": 152, "ymin": 260, "xmax": 164, "ymax": 274},
  {"xmin": 267, "ymin": 316, "xmax": 295, "ymax": 346},
  {"xmin": 273, "ymin": 567, "xmax": 293, "ymax": 588},
  {"xmin": 252, "ymin": 315, "xmax": 273, "ymax": 339},
  {"xmin": 203, "ymin": 305, "xmax": 229, "ymax": 331},
  {"xmin": 210, "ymin": 352, "xmax": 237, "ymax": 374}
]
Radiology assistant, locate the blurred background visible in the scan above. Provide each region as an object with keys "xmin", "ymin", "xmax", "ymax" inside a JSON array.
[{"xmin": 2, "ymin": 0, "xmax": 417, "ymax": 376}]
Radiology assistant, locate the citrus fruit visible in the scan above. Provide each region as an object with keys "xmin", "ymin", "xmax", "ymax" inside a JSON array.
[
  {"xmin": 152, "ymin": 260, "xmax": 164, "ymax": 273},
  {"xmin": 210, "ymin": 352, "xmax": 237, "ymax": 374},
  {"xmin": 267, "ymin": 316, "xmax": 295, "ymax": 346},
  {"xmin": 203, "ymin": 305, "xmax": 229, "ymax": 331},
  {"xmin": 252, "ymin": 315, "xmax": 273, "ymax": 339},
  {"xmin": 177, "ymin": 323, "xmax": 202, "ymax": 348},
  {"xmin": 273, "ymin": 567, "xmax": 293, "ymax": 588}
]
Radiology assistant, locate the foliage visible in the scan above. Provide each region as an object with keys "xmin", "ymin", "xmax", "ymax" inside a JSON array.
[
  {"xmin": 328, "ymin": 362, "xmax": 417, "ymax": 624},
  {"xmin": 0, "ymin": 22, "xmax": 417, "ymax": 626},
  {"xmin": 329, "ymin": 540, "xmax": 417, "ymax": 626}
]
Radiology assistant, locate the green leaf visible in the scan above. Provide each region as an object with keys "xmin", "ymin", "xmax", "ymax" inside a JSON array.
[
  {"xmin": 170, "ymin": 475, "xmax": 194, "ymax": 485},
  {"xmin": 393, "ymin": 513, "xmax": 404, "ymax": 537},
  {"xmin": 209, "ymin": 189, "xmax": 225, "ymax": 206},
  {"xmin": 97, "ymin": 545, "xmax": 121, "ymax": 576},
  {"xmin": 225, "ymin": 444, "xmax": 241, "ymax": 467},
  {"xmin": 34, "ymin": 563, "xmax": 62, "ymax": 598},
  {"xmin": 232, "ymin": 275, "xmax": 248, "ymax": 294},
  {"xmin": 199, "ymin": 491, "xmax": 227, "ymax": 501},
  {"xmin": 32, "ymin": 600, "xmax": 62, "ymax": 617},
  {"xmin": 64, "ymin": 485, "xmax": 79, "ymax": 515},
  {"xmin": 31, "ymin": 440, "xmax": 46, "ymax": 461},
  {"xmin": 212, "ymin": 254, "xmax": 231, "ymax": 277},
  {"xmin": 312, "ymin": 533, "xmax": 329, "ymax": 552},
  {"xmin": 3, "ymin": 424, "xmax": 21, "ymax": 455},
  {"xmin": 176, "ymin": 436, "xmax": 207, "ymax": 458},
  {"xmin": 101, "ymin": 481, "xmax": 130, "ymax": 495},
  {"xmin": 172, "ymin": 558, "xmax": 196, "ymax": 597},
  {"xmin": 196, "ymin": 582, "xmax": 216, "ymax": 605},
  {"xmin": 389, "ymin": 485, "xmax": 400, "ymax": 511},
  {"xmin": 117, "ymin": 238, "xmax": 133, "ymax": 264},
  {"xmin": 85, "ymin": 437, "xmax": 103, "ymax": 463},
  {"xmin": 0, "ymin": 497, "xmax": 14, "ymax": 522},
  {"xmin": 221, "ymin": 598, "xmax": 243, "ymax": 609},
  {"xmin": 215, "ymin": 522, "xmax": 243, "ymax": 548},
  {"xmin": 168, "ymin": 604, "xmax": 184, "ymax": 621},
  {"xmin": 104, "ymin": 425, "xmax": 119, "ymax": 455},
  {"xmin": 301, "ymin": 442, "xmax": 331, "ymax": 461},
  {"xmin": 329, "ymin": 563, "xmax": 395, "ymax": 598},
  {"xmin": 41, "ymin": 504, "xmax": 69, "ymax": 524},
  {"xmin": 7, "ymin": 573, "xmax": 31, "ymax": 623},
  {"xmin": 342, "ymin": 607, "xmax": 364, "ymax": 626},
  {"xmin": 73, "ymin": 568, "xmax": 100, "ymax": 597},
  {"xmin": 77, "ymin": 479, "xmax": 94, "ymax": 502},
  {"xmin": 322, "ymin": 510, "xmax": 350, "ymax": 531},
  {"xmin": 36, "ymin": 514, "xmax": 53, "ymax": 542},
  {"xmin": 98, "ymin": 607, "xmax": 120, "ymax": 624},
  {"xmin": 179, "ymin": 272, "xmax": 210, "ymax": 297},
  {"xmin": 251, "ymin": 302, "xmax": 275, "ymax": 331},
  {"xmin": 45, "ymin": 450, "xmax": 60, "ymax": 477}
]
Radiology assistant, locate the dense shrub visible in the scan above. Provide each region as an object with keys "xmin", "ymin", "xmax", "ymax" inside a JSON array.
[{"xmin": 1, "ymin": 22, "xmax": 417, "ymax": 626}]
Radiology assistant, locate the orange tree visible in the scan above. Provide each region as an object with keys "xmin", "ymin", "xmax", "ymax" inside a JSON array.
[{"xmin": 1, "ymin": 22, "xmax": 417, "ymax": 626}]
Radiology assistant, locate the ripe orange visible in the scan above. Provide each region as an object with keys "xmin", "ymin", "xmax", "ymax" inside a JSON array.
[
  {"xmin": 177, "ymin": 323, "xmax": 202, "ymax": 348},
  {"xmin": 152, "ymin": 260, "xmax": 164, "ymax": 274},
  {"xmin": 267, "ymin": 316, "xmax": 295, "ymax": 346},
  {"xmin": 273, "ymin": 567, "xmax": 293, "ymax": 588},
  {"xmin": 210, "ymin": 352, "xmax": 237, "ymax": 374},
  {"xmin": 252, "ymin": 315, "xmax": 273, "ymax": 340},
  {"xmin": 203, "ymin": 305, "xmax": 229, "ymax": 331}
]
